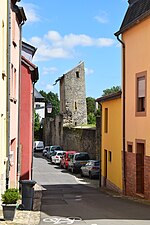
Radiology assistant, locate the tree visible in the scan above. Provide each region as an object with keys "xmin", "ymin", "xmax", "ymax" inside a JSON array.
[
  {"xmin": 86, "ymin": 97, "xmax": 95, "ymax": 115},
  {"xmin": 86, "ymin": 97, "xmax": 100, "ymax": 125},
  {"xmin": 102, "ymin": 86, "xmax": 121, "ymax": 96},
  {"xmin": 34, "ymin": 111, "xmax": 41, "ymax": 140},
  {"xmin": 39, "ymin": 90, "xmax": 60, "ymax": 118}
]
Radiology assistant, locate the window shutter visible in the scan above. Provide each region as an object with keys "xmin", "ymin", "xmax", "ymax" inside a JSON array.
[{"xmin": 138, "ymin": 77, "xmax": 145, "ymax": 97}]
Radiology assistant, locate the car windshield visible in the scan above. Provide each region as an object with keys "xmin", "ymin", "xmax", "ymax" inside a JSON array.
[
  {"xmin": 51, "ymin": 146, "xmax": 62, "ymax": 150},
  {"xmin": 75, "ymin": 153, "xmax": 90, "ymax": 161}
]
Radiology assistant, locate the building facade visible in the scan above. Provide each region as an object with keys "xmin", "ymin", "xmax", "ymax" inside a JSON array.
[
  {"xmin": 96, "ymin": 92, "xmax": 123, "ymax": 193},
  {"xmin": 0, "ymin": 0, "xmax": 8, "ymax": 197},
  {"xmin": 20, "ymin": 56, "xmax": 38, "ymax": 180},
  {"xmin": 9, "ymin": 1, "xmax": 26, "ymax": 188},
  {"xmin": 115, "ymin": 0, "xmax": 150, "ymax": 199}
]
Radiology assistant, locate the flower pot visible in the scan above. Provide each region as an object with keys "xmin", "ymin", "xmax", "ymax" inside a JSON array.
[{"xmin": 1, "ymin": 204, "xmax": 17, "ymax": 221}]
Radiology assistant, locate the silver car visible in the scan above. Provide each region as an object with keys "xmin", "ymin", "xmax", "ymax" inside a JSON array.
[{"xmin": 81, "ymin": 160, "xmax": 100, "ymax": 179}]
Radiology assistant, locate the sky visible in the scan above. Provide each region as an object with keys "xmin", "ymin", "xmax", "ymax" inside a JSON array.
[{"xmin": 19, "ymin": 0, "xmax": 128, "ymax": 99}]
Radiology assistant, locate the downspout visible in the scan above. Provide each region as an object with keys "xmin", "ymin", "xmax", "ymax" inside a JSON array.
[
  {"xmin": 99, "ymin": 102, "xmax": 102, "ymax": 188},
  {"xmin": 6, "ymin": 0, "xmax": 11, "ymax": 189},
  {"xmin": 17, "ymin": 20, "xmax": 25, "ymax": 184},
  {"xmin": 116, "ymin": 34, "xmax": 126, "ymax": 195},
  {"xmin": 31, "ymin": 81, "xmax": 36, "ymax": 180}
]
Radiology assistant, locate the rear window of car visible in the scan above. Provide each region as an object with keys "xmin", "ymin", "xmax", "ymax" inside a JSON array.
[
  {"xmin": 57, "ymin": 152, "xmax": 63, "ymax": 156},
  {"xmin": 52, "ymin": 146, "xmax": 63, "ymax": 150},
  {"xmin": 75, "ymin": 153, "xmax": 90, "ymax": 161}
]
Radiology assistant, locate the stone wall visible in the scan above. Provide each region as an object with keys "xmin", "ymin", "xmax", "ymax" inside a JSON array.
[
  {"xmin": 63, "ymin": 127, "xmax": 96, "ymax": 159},
  {"xmin": 43, "ymin": 115, "xmax": 63, "ymax": 147},
  {"xmin": 43, "ymin": 115, "xmax": 101, "ymax": 160}
]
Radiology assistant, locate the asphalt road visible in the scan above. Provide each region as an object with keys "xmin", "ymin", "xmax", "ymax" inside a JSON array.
[{"xmin": 33, "ymin": 152, "xmax": 150, "ymax": 225}]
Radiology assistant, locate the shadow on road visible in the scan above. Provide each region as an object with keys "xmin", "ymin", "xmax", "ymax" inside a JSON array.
[{"xmin": 39, "ymin": 183, "xmax": 150, "ymax": 221}]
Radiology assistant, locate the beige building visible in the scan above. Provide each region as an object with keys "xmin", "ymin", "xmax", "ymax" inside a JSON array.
[{"xmin": 115, "ymin": 0, "xmax": 150, "ymax": 199}]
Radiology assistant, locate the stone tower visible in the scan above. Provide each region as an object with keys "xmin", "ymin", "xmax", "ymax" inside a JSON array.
[{"xmin": 56, "ymin": 61, "xmax": 87, "ymax": 126}]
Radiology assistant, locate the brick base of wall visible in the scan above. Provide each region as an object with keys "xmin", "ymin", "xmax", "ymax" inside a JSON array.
[
  {"xmin": 101, "ymin": 176, "xmax": 122, "ymax": 194},
  {"xmin": 125, "ymin": 152, "xmax": 150, "ymax": 200}
]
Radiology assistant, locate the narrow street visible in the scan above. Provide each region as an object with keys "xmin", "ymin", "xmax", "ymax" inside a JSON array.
[{"xmin": 33, "ymin": 153, "xmax": 150, "ymax": 225}]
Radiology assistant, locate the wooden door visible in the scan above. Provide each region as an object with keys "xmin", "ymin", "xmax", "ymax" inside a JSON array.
[{"xmin": 136, "ymin": 143, "xmax": 144, "ymax": 194}]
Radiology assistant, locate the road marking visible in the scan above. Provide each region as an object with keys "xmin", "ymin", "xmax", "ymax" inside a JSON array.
[{"xmin": 43, "ymin": 217, "xmax": 76, "ymax": 224}]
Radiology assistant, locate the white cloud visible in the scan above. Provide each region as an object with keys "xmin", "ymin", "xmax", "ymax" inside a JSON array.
[
  {"xmin": 28, "ymin": 30, "xmax": 116, "ymax": 62},
  {"xmin": 42, "ymin": 67, "xmax": 58, "ymax": 75},
  {"xmin": 95, "ymin": 11, "xmax": 109, "ymax": 24},
  {"xmin": 45, "ymin": 84, "xmax": 54, "ymax": 91},
  {"xmin": 19, "ymin": 2, "xmax": 40, "ymax": 23},
  {"xmin": 85, "ymin": 67, "xmax": 94, "ymax": 76}
]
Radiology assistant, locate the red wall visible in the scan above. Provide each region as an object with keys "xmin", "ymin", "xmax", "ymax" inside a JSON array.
[{"xmin": 20, "ymin": 64, "xmax": 33, "ymax": 180}]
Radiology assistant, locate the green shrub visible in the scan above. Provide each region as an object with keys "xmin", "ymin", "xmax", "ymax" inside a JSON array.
[{"xmin": 1, "ymin": 188, "xmax": 21, "ymax": 204}]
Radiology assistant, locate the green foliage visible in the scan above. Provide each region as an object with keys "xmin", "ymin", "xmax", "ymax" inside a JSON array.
[
  {"xmin": 1, "ymin": 188, "xmax": 21, "ymax": 204},
  {"xmin": 86, "ymin": 97, "xmax": 95, "ymax": 114},
  {"xmin": 87, "ymin": 112, "xmax": 96, "ymax": 124},
  {"xmin": 102, "ymin": 86, "xmax": 121, "ymax": 96},
  {"xmin": 86, "ymin": 97, "xmax": 101, "ymax": 125},
  {"xmin": 34, "ymin": 111, "xmax": 41, "ymax": 140},
  {"xmin": 39, "ymin": 90, "xmax": 60, "ymax": 118}
]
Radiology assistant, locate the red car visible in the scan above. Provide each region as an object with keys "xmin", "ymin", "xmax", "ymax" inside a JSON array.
[{"xmin": 60, "ymin": 151, "xmax": 76, "ymax": 169}]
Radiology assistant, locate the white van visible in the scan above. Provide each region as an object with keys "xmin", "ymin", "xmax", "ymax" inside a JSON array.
[{"xmin": 34, "ymin": 141, "xmax": 44, "ymax": 151}]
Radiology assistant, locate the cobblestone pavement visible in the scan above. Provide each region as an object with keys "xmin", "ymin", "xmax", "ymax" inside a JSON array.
[
  {"xmin": 0, "ymin": 210, "xmax": 40, "ymax": 225},
  {"xmin": 0, "ymin": 183, "xmax": 42, "ymax": 225}
]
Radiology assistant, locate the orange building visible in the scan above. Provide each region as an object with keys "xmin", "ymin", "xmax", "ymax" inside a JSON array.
[{"xmin": 115, "ymin": 0, "xmax": 150, "ymax": 199}]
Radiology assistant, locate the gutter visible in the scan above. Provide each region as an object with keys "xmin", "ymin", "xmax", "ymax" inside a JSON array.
[
  {"xmin": 17, "ymin": 19, "xmax": 26, "ymax": 184},
  {"xmin": 6, "ymin": 0, "xmax": 11, "ymax": 189},
  {"xmin": 115, "ymin": 34, "xmax": 126, "ymax": 195}
]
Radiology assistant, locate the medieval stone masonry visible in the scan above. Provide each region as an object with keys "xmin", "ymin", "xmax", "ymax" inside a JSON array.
[{"xmin": 59, "ymin": 61, "xmax": 87, "ymax": 126}]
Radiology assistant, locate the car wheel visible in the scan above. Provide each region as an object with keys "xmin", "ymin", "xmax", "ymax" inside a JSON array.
[{"xmin": 89, "ymin": 172, "xmax": 93, "ymax": 179}]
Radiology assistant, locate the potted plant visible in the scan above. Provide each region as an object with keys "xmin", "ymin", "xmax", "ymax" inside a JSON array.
[{"xmin": 1, "ymin": 188, "xmax": 21, "ymax": 221}]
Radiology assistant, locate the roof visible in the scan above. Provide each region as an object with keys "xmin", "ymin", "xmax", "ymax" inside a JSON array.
[
  {"xmin": 12, "ymin": 5, "xmax": 27, "ymax": 24},
  {"xmin": 115, "ymin": 0, "xmax": 150, "ymax": 35},
  {"xmin": 21, "ymin": 56, "xmax": 39, "ymax": 83},
  {"xmin": 34, "ymin": 88, "xmax": 45, "ymax": 102},
  {"xmin": 22, "ymin": 41, "xmax": 37, "ymax": 57},
  {"xmin": 54, "ymin": 61, "xmax": 84, "ymax": 85},
  {"xmin": 96, "ymin": 91, "xmax": 122, "ymax": 103}
]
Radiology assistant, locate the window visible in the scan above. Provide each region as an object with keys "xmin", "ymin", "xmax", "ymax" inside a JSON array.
[
  {"xmin": 104, "ymin": 108, "xmax": 108, "ymax": 133},
  {"xmin": 136, "ymin": 72, "xmax": 146, "ymax": 116},
  {"xmin": 76, "ymin": 71, "xmax": 79, "ymax": 78},
  {"xmin": 75, "ymin": 101, "xmax": 77, "ymax": 110},
  {"xmin": 108, "ymin": 151, "xmax": 112, "ymax": 162},
  {"xmin": 127, "ymin": 142, "xmax": 133, "ymax": 153}
]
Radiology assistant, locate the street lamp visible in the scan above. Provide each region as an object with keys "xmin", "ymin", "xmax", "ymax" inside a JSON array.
[{"xmin": 46, "ymin": 102, "xmax": 52, "ymax": 115}]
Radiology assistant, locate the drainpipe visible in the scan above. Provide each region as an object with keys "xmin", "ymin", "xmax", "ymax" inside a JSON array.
[
  {"xmin": 17, "ymin": 20, "xmax": 25, "ymax": 184},
  {"xmin": 6, "ymin": 0, "xmax": 11, "ymax": 189},
  {"xmin": 31, "ymin": 81, "xmax": 36, "ymax": 180},
  {"xmin": 116, "ymin": 34, "xmax": 126, "ymax": 195},
  {"xmin": 99, "ymin": 102, "xmax": 102, "ymax": 188}
]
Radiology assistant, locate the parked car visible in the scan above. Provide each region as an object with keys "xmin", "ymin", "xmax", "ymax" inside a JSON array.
[
  {"xmin": 47, "ymin": 145, "xmax": 63, "ymax": 159},
  {"xmin": 68, "ymin": 152, "xmax": 90, "ymax": 173},
  {"xmin": 43, "ymin": 146, "xmax": 50, "ymax": 157},
  {"xmin": 34, "ymin": 141, "xmax": 44, "ymax": 151},
  {"xmin": 51, "ymin": 151, "xmax": 65, "ymax": 164},
  {"xmin": 60, "ymin": 151, "xmax": 77, "ymax": 169},
  {"xmin": 81, "ymin": 160, "xmax": 100, "ymax": 179}
]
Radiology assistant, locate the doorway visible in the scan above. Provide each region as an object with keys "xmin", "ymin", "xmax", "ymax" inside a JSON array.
[
  {"xmin": 104, "ymin": 150, "xmax": 107, "ymax": 186},
  {"xmin": 136, "ymin": 142, "xmax": 144, "ymax": 194}
]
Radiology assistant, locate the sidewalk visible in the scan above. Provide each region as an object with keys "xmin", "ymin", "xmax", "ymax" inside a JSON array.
[{"xmin": 0, "ymin": 184, "xmax": 42, "ymax": 225}]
